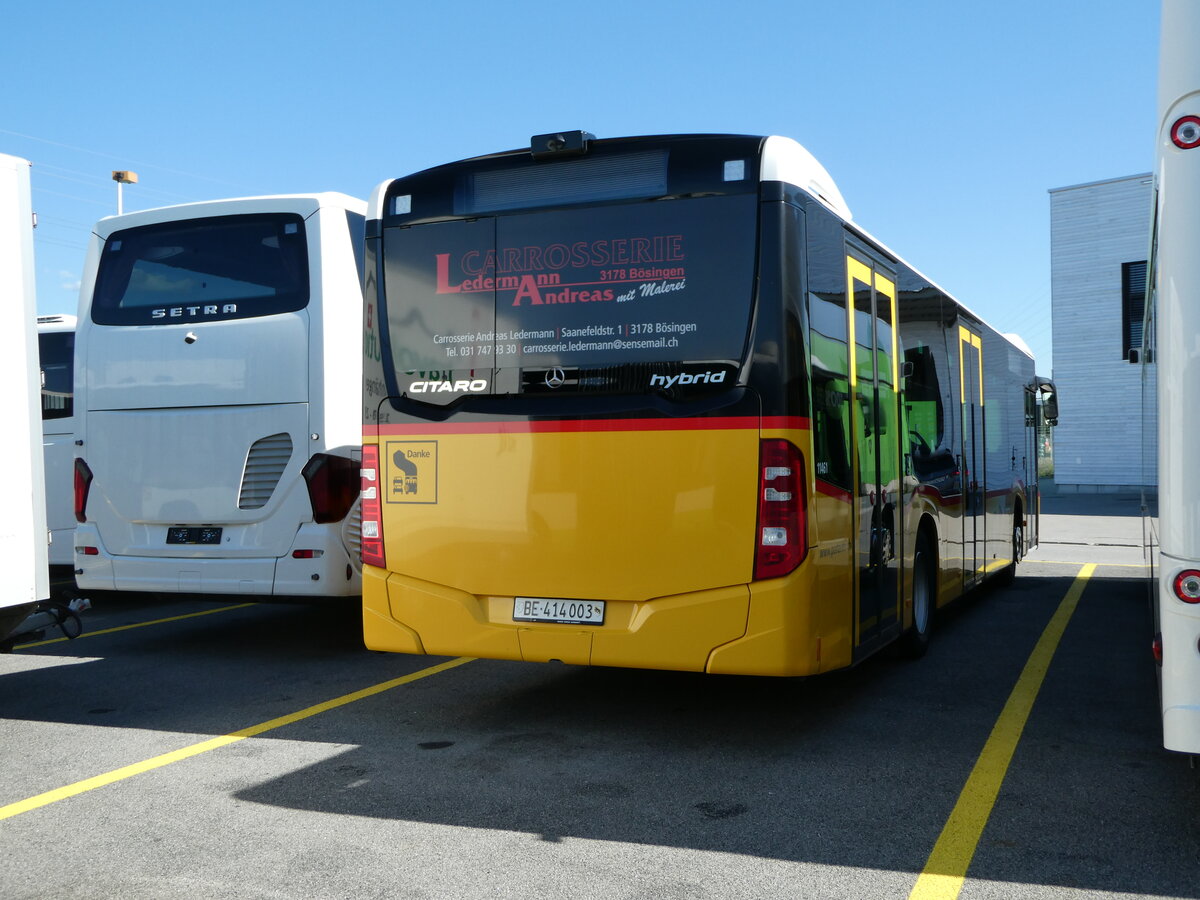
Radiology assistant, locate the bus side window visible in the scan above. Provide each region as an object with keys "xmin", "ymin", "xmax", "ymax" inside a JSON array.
[
  {"xmin": 812, "ymin": 368, "xmax": 853, "ymax": 491},
  {"xmin": 904, "ymin": 345, "xmax": 940, "ymax": 449},
  {"xmin": 809, "ymin": 282, "xmax": 853, "ymax": 492},
  {"xmin": 904, "ymin": 343, "xmax": 954, "ymax": 480}
]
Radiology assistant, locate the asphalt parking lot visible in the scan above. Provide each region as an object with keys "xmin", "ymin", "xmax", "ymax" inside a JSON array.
[{"xmin": 2, "ymin": 492, "xmax": 1198, "ymax": 900}]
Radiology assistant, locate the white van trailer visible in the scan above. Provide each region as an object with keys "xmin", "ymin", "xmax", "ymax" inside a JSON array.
[
  {"xmin": 72, "ymin": 194, "xmax": 365, "ymax": 601},
  {"xmin": 0, "ymin": 153, "xmax": 50, "ymax": 641}
]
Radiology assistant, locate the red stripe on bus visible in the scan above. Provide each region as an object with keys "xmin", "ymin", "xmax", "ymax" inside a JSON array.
[
  {"xmin": 815, "ymin": 480, "xmax": 853, "ymax": 503},
  {"xmin": 372, "ymin": 416, "xmax": 810, "ymax": 437},
  {"xmin": 761, "ymin": 416, "xmax": 811, "ymax": 431}
]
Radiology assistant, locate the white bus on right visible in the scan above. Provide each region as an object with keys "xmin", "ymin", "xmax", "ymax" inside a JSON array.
[{"xmin": 1151, "ymin": 0, "xmax": 1200, "ymax": 756}]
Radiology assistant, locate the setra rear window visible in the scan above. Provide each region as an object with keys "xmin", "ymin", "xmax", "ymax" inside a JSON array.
[
  {"xmin": 381, "ymin": 193, "xmax": 758, "ymax": 376},
  {"xmin": 91, "ymin": 213, "xmax": 309, "ymax": 325}
]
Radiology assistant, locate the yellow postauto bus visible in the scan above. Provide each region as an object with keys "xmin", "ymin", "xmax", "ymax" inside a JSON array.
[{"xmin": 360, "ymin": 132, "xmax": 1047, "ymax": 675}]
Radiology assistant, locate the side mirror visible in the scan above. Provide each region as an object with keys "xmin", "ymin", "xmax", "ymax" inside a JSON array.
[{"xmin": 1037, "ymin": 378, "xmax": 1059, "ymax": 427}]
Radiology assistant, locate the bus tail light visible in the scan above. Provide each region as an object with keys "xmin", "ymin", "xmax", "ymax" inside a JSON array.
[
  {"xmin": 754, "ymin": 439, "xmax": 807, "ymax": 580},
  {"xmin": 302, "ymin": 453, "xmax": 359, "ymax": 524},
  {"xmin": 360, "ymin": 444, "xmax": 385, "ymax": 568},
  {"xmin": 1172, "ymin": 569, "xmax": 1200, "ymax": 603},
  {"xmin": 73, "ymin": 458, "xmax": 92, "ymax": 524}
]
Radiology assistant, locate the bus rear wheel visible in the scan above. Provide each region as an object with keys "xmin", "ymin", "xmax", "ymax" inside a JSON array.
[
  {"xmin": 996, "ymin": 514, "xmax": 1023, "ymax": 586},
  {"xmin": 903, "ymin": 531, "xmax": 935, "ymax": 658}
]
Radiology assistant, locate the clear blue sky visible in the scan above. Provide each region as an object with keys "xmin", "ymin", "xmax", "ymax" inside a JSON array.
[{"xmin": 2, "ymin": 1, "xmax": 1161, "ymax": 376}]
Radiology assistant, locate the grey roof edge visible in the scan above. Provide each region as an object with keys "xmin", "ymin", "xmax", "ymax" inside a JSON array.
[{"xmin": 1048, "ymin": 173, "xmax": 1153, "ymax": 194}]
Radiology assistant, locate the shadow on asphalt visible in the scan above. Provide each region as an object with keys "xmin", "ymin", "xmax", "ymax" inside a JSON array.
[
  {"xmin": 226, "ymin": 574, "xmax": 1194, "ymax": 897},
  {"xmin": 3, "ymin": 569, "xmax": 1197, "ymax": 896}
]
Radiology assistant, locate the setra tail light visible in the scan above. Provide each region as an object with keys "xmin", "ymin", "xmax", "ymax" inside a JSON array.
[
  {"xmin": 301, "ymin": 453, "xmax": 360, "ymax": 524},
  {"xmin": 73, "ymin": 458, "xmax": 92, "ymax": 524},
  {"xmin": 754, "ymin": 439, "xmax": 807, "ymax": 580},
  {"xmin": 360, "ymin": 444, "xmax": 385, "ymax": 568}
]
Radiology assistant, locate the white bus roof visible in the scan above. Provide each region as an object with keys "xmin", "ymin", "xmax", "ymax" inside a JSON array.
[
  {"xmin": 91, "ymin": 192, "xmax": 365, "ymax": 236},
  {"xmin": 760, "ymin": 135, "xmax": 853, "ymax": 221}
]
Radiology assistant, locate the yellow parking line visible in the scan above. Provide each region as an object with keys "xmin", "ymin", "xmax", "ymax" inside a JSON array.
[
  {"xmin": 1027, "ymin": 559, "xmax": 1149, "ymax": 569},
  {"xmin": 908, "ymin": 563, "xmax": 1095, "ymax": 900},
  {"xmin": 0, "ymin": 656, "xmax": 474, "ymax": 821},
  {"xmin": 15, "ymin": 602, "xmax": 258, "ymax": 649}
]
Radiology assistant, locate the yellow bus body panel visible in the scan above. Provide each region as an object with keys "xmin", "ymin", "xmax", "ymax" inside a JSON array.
[
  {"xmin": 700, "ymin": 423, "xmax": 856, "ymax": 675},
  {"xmin": 363, "ymin": 423, "xmax": 856, "ymax": 675},
  {"xmin": 700, "ymin": 569, "xmax": 855, "ymax": 675},
  {"xmin": 373, "ymin": 427, "xmax": 758, "ymax": 600},
  {"xmin": 705, "ymin": 486, "xmax": 855, "ymax": 676}
]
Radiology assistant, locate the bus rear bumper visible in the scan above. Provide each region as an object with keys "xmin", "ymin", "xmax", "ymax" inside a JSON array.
[
  {"xmin": 73, "ymin": 524, "xmax": 360, "ymax": 598},
  {"xmin": 363, "ymin": 567, "xmax": 752, "ymax": 671},
  {"xmin": 362, "ymin": 565, "xmax": 835, "ymax": 676},
  {"xmin": 1160, "ymin": 581, "xmax": 1200, "ymax": 754},
  {"xmin": 1164, "ymin": 705, "xmax": 1200, "ymax": 754}
]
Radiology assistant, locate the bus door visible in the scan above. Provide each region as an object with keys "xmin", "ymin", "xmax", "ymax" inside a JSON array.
[
  {"xmin": 1023, "ymin": 383, "xmax": 1040, "ymax": 550},
  {"xmin": 848, "ymin": 252, "xmax": 902, "ymax": 650},
  {"xmin": 958, "ymin": 325, "xmax": 985, "ymax": 585}
]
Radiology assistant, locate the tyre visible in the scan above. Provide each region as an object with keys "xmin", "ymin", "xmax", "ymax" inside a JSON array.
[
  {"xmin": 996, "ymin": 514, "xmax": 1023, "ymax": 586},
  {"xmin": 903, "ymin": 531, "xmax": 935, "ymax": 657}
]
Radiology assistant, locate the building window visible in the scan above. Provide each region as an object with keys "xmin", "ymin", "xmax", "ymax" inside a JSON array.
[{"xmin": 1122, "ymin": 260, "xmax": 1147, "ymax": 361}]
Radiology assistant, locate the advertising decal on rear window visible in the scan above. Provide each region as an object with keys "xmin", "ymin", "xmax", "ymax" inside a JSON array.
[{"xmin": 382, "ymin": 195, "xmax": 757, "ymax": 376}]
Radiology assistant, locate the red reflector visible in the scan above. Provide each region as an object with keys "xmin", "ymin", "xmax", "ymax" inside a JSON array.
[
  {"xmin": 360, "ymin": 444, "xmax": 385, "ymax": 568},
  {"xmin": 754, "ymin": 439, "xmax": 807, "ymax": 580},
  {"xmin": 80, "ymin": 547, "xmax": 99, "ymax": 556},
  {"xmin": 1171, "ymin": 115, "xmax": 1200, "ymax": 149},
  {"xmin": 292, "ymin": 550, "xmax": 318, "ymax": 559},
  {"xmin": 1172, "ymin": 569, "xmax": 1200, "ymax": 603},
  {"xmin": 1152, "ymin": 633, "xmax": 1163, "ymax": 665}
]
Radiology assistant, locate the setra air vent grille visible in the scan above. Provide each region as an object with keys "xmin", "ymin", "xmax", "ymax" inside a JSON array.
[{"xmin": 238, "ymin": 433, "xmax": 293, "ymax": 509}]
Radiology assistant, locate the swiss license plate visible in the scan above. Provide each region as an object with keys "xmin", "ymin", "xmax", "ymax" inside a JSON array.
[
  {"xmin": 166, "ymin": 526, "xmax": 223, "ymax": 545},
  {"xmin": 513, "ymin": 597, "xmax": 605, "ymax": 625}
]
